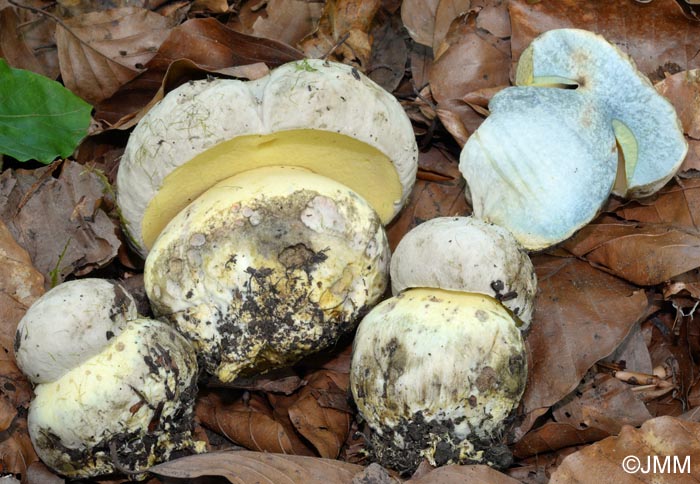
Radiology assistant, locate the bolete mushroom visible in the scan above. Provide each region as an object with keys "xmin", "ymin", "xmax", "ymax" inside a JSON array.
[
  {"xmin": 390, "ymin": 216, "xmax": 537, "ymax": 327},
  {"xmin": 516, "ymin": 28, "xmax": 688, "ymax": 198},
  {"xmin": 145, "ymin": 166, "xmax": 390, "ymax": 382},
  {"xmin": 118, "ymin": 59, "xmax": 417, "ymax": 382},
  {"xmin": 459, "ymin": 29, "xmax": 687, "ymax": 250},
  {"xmin": 15, "ymin": 280, "xmax": 203, "ymax": 478},
  {"xmin": 350, "ymin": 217, "xmax": 529, "ymax": 472},
  {"xmin": 117, "ymin": 59, "xmax": 418, "ymax": 257}
]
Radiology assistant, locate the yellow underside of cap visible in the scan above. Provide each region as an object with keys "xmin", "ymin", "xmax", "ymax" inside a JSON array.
[{"xmin": 141, "ymin": 129, "xmax": 402, "ymax": 250}]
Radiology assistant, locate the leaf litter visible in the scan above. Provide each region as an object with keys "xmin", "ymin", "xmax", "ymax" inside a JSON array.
[{"xmin": 1, "ymin": 0, "xmax": 700, "ymax": 482}]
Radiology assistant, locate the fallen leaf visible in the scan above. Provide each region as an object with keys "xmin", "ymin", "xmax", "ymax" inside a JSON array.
[
  {"xmin": 400, "ymin": 0, "xmax": 439, "ymax": 46},
  {"xmin": 473, "ymin": 0, "xmax": 510, "ymax": 38},
  {"xmin": 552, "ymin": 373, "xmax": 653, "ymax": 434},
  {"xmin": 563, "ymin": 223, "xmax": 700, "ymax": 286},
  {"xmin": 656, "ymin": 69, "xmax": 700, "ymax": 139},
  {"xmin": 0, "ymin": 160, "xmax": 120, "ymax": 286},
  {"xmin": 196, "ymin": 391, "xmax": 314, "ymax": 456},
  {"xmin": 210, "ymin": 367, "xmax": 304, "ymax": 395},
  {"xmin": 550, "ymin": 417, "xmax": 700, "ymax": 483},
  {"xmin": 288, "ymin": 370, "xmax": 352, "ymax": 458},
  {"xmin": 56, "ymin": 7, "xmax": 175, "ymax": 104},
  {"xmin": 432, "ymin": 0, "xmax": 471, "ymax": 55},
  {"xmin": 150, "ymin": 450, "xmax": 364, "ymax": 482},
  {"xmin": 0, "ymin": 415, "xmax": 38, "ymax": 475},
  {"xmin": 94, "ymin": 17, "xmax": 304, "ymax": 127},
  {"xmin": 521, "ymin": 256, "xmax": 649, "ymax": 423},
  {"xmin": 508, "ymin": 0, "xmax": 700, "ymax": 82},
  {"xmin": 0, "ymin": 7, "xmax": 46, "ymax": 76},
  {"xmin": 604, "ymin": 322, "xmax": 653, "ymax": 374},
  {"xmin": 513, "ymin": 421, "xmax": 609, "ymax": 459},
  {"xmin": 190, "ymin": 0, "xmax": 229, "ymax": 14},
  {"xmin": 246, "ymin": 0, "xmax": 324, "ymax": 47},
  {"xmin": 368, "ymin": 11, "xmax": 408, "ymax": 93},
  {"xmin": 299, "ymin": 0, "xmax": 381, "ymax": 67},
  {"xmin": 407, "ymin": 464, "xmax": 521, "ymax": 483},
  {"xmin": 385, "ymin": 146, "xmax": 470, "ymax": 250},
  {"xmin": 0, "ymin": 3, "xmax": 59, "ymax": 79},
  {"xmin": 23, "ymin": 461, "xmax": 65, "ymax": 484},
  {"xmin": 680, "ymin": 139, "xmax": 700, "ymax": 173},
  {"xmin": 0, "ymin": 218, "xmax": 44, "ymax": 355}
]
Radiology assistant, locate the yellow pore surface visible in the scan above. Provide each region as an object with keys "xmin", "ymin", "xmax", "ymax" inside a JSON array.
[{"xmin": 141, "ymin": 129, "xmax": 402, "ymax": 250}]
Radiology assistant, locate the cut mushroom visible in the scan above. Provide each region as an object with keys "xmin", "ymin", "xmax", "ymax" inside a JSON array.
[
  {"xmin": 459, "ymin": 86, "xmax": 617, "ymax": 250},
  {"xmin": 516, "ymin": 28, "xmax": 688, "ymax": 198},
  {"xmin": 117, "ymin": 59, "xmax": 418, "ymax": 256}
]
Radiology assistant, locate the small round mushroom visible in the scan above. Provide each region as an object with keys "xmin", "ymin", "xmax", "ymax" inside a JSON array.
[
  {"xmin": 516, "ymin": 28, "xmax": 688, "ymax": 198},
  {"xmin": 14, "ymin": 279, "xmax": 137, "ymax": 384},
  {"xmin": 16, "ymin": 280, "xmax": 203, "ymax": 479},
  {"xmin": 145, "ymin": 166, "xmax": 390, "ymax": 382},
  {"xmin": 390, "ymin": 216, "xmax": 537, "ymax": 327},
  {"xmin": 350, "ymin": 288, "xmax": 526, "ymax": 473}
]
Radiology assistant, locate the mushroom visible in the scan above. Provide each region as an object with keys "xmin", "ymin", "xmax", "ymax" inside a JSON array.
[
  {"xmin": 117, "ymin": 59, "xmax": 418, "ymax": 257},
  {"xmin": 15, "ymin": 280, "xmax": 203, "ymax": 478},
  {"xmin": 390, "ymin": 216, "xmax": 537, "ymax": 327},
  {"xmin": 516, "ymin": 28, "xmax": 688, "ymax": 198},
  {"xmin": 145, "ymin": 166, "xmax": 389, "ymax": 382},
  {"xmin": 459, "ymin": 29, "xmax": 687, "ymax": 250},
  {"xmin": 350, "ymin": 289, "xmax": 526, "ymax": 473},
  {"xmin": 117, "ymin": 59, "xmax": 417, "ymax": 382},
  {"xmin": 350, "ymin": 217, "xmax": 529, "ymax": 472}
]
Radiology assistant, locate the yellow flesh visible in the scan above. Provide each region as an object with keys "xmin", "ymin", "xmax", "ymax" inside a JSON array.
[
  {"xmin": 612, "ymin": 119, "xmax": 639, "ymax": 184},
  {"xmin": 141, "ymin": 129, "xmax": 402, "ymax": 250}
]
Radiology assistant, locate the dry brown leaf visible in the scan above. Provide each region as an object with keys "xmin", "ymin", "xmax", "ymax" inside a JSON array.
[
  {"xmin": 299, "ymin": 0, "xmax": 381, "ymax": 67},
  {"xmin": 190, "ymin": 0, "xmax": 229, "ymax": 14},
  {"xmin": 513, "ymin": 421, "xmax": 609, "ymax": 460},
  {"xmin": 509, "ymin": 0, "xmax": 700, "ymax": 82},
  {"xmin": 429, "ymin": 10, "xmax": 510, "ymax": 140},
  {"xmin": 656, "ymin": 69, "xmax": 700, "ymax": 139},
  {"xmin": 521, "ymin": 256, "xmax": 649, "ymax": 421},
  {"xmin": 408, "ymin": 464, "xmax": 521, "ymax": 483},
  {"xmin": 385, "ymin": 146, "xmax": 470, "ymax": 250},
  {"xmin": 368, "ymin": 12, "xmax": 408, "ymax": 93},
  {"xmin": 150, "ymin": 450, "xmax": 364, "ymax": 483},
  {"xmin": 563, "ymin": 223, "xmax": 700, "ymax": 287},
  {"xmin": 0, "ymin": 160, "xmax": 120, "ymax": 286},
  {"xmin": 432, "ymin": 0, "xmax": 471, "ymax": 55},
  {"xmin": 605, "ymin": 323, "xmax": 653, "ymax": 374},
  {"xmin": 0, "ymin": 7, "xmax": 47, "ymax": 76},
  {"xmin": 609, "ymin": 179, "xmax": 700, "ymax": 230},
  {"xmin": 288, "ymin": 370, "xmax": 352, "ymax": 459},
  {"xmin": 681, "ymin": 139, "xmax": 700, "ymax": 173},
  {"xmin": 473, "ymin": 0, "xmax": 510, "ymax": 38},
  {"xmin": 0, "ymin": 416, "xmax": 38, "ymax": 475},
  {"xmin": 210, "ymin": 367, "xmax": 303, "ymax": 395},
  {"xmin": 0, "ymin": 219, "xmax": 44, "ymax": 354},
  {"xmin": 94, "ymin": 17, "xmax": 304, "ymax": 127},
  {"xmin": 55, "ymin": 0, "xmax": 171, "ymax": 16},
  {"xmin": 196, "ymin": 391, "xmax": 314, "ymax": 456},
  {"xmin": 550, "ymin": 417, "xmax": 700, "ymax": 483},
  {"xmin": 400, "ymin": 0, "xmax": 440, "ymax": 46},
  {"xmin": 552, "ymin": 374, "xmax": 653, "ymax": 434},
  {"xmin": 246, "ymin": 0, "xmax": 324, "ymax": 47},
  {"xmin": 0, "ymin": 2, "xmax": 59, "ymax": 79},
  {"xmin": 56, "ymin": 7, "xmax": 174, "ymax": 104}
]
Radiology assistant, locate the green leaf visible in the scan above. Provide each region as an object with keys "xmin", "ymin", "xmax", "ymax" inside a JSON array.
[{"xmin": 0, "ymin": 58, "xmax": 92, "ymax": 164}]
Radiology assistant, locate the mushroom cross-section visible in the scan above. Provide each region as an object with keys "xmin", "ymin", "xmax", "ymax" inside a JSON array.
[{"xmin": 117, "ymin": 59, "xmax": 418, "ymax": 257}]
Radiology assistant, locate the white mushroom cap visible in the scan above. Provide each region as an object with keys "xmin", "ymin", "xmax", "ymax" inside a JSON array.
[
  {"xmin": 459, "ymin": 86, "xmax": 617, "ymax": 250},
  {"xmin": 118, "ymin": 59, "xmax": 418, "ymax": 256},
  {"xmin": 27, "ymin": 318, "xmax": 202, "ymax": 478},
  {"xmin": 516, "ymin": 28, "xmax": 688, "ymax": 198},
  {"xmin": 145, "ymin": 166, "xmax": 390, "ymax": 382},
  {"xmin": 350, "ymin": 288, "xmax": 526, "ymax": 472},
  {"xmin": 14, "ymin": 279, "xmax": 137, "ymax": 384},
  {"xmin": 390, "ymin": 217, "xmax": 537, "ymax": 327}
]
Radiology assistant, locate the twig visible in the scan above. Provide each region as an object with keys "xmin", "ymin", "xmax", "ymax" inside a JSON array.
[{"xmin": 322, "ymin": 32, "xmax": 351, "ymax": 61}]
